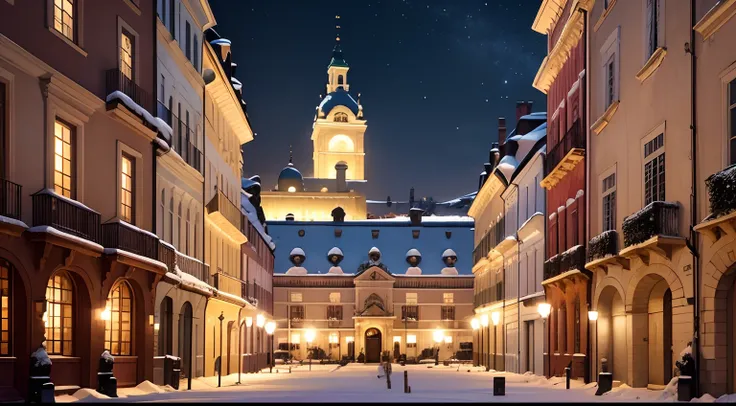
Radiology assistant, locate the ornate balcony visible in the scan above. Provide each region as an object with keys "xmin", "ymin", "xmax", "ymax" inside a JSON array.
[
  {"xmin": 32, "ymin": 189, "xmax": 102, "ymax": 248},
  {"xmin": 620, "ymin": 201, "xmax": 684, "ymax": 264},
  {"xmin": 695, "ymin": 165, "xmax": 736, "ymax": 243},
  {"xmin": 102, "ymin": 220, "xmax": 158, "ymax": 259},
  {"xmin": 543, "ymin": 245, "xmax": 589, "ymax": 288},
  {"xmin": 540, "ymin": 120, "xmax": 585, "ymax": 190},
  {"xmin": 106, "ymin": 69, "xmax": 152, "ymax": 113},
  {"xmin": 176, "ymin": 251, "xmax": 208, "ymax": 282},
  {"xmin": 206, "ymin": 190, "xmax": 246, "ymax": 244},
  {"xmin": 585, "ymin": 230, "xmax": 629, "ymax": 273}
]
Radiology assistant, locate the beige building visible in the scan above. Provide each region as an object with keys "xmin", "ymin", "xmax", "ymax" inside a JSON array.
[{"xmin": 586, "ymin": 0, "xmax": 694, "ymax": 390}]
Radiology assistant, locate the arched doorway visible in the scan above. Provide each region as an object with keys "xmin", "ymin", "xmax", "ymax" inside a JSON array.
[
  {"xmin": 630, "ymin": 274, "xmax": 673, "ymax": 388},
  {"xmin": 1, "ymin": 258, "xmax": 29, "ymax": 395},
  {"xmin": 727, "ymin": 275, "xmax": 736, "ymax": 393},
  {"xmin": 364, "ymin": 328, "xmax": 382, "ymax": 363},
  {"xmin": 159, "ymin": 297, "xmax": 173, "ymax": 356},
  {"xmin": 596, "ymin": 285, "xmax": 627, "ymax": 383},
  {"xmin": 178, "ymin": 302, "xmax": 193, "ymax": 379}
]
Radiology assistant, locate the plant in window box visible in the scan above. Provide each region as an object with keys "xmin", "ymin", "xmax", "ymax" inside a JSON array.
[
  {"xmin": 704, "ymin": 164, "xmax": 736, "ymax": 220},
  {"xmin": 587, "ymin": 230, "xmax": 618, "ymax": 262}
]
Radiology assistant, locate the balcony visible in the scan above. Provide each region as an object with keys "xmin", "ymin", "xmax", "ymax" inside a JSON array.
[
  {"xmin": 620, "ymin": 201, "xmax": 684, "ymax": 264},
  {"xmin": 543, "ymin": 245, "xmax": 589, "ymax": 288},
  {"xmin": 585, "ymin": 230, "xmax": 629, "ymax": 272},
  {"xmin": 210, "ymin": 270, "xmax": 246, "ymax": 298},
  {"xmin": 105, "ymin": 69, "xmax": 152, "ymax": 115},
  {"xmin": 176, "ymin": 251, "xmax": 208, "ymax": 282},
  {"xmin": 401, "ymin": 305, "xmax": 419, "ymax": 322},
  {"xmin": 540, "ymin": 120, "xmax": 585, "ymax": 190},
  {"xmin": 0, "ymin": 178, "xmax": 22, "ymax": 221},
  {"xmin": 156, "ymin": 100, "xmax": 173, "ymax": 127},
  {"xmin": 695, "ymin": 165, "xmax": 736, "ymax": 243},
  {"xmin": 472, "ymin": 216, "xmax": 506, "ymax": 266},
  {"xmin": 169, "ymin": 113, "xmax": 203, "ymax": 174},
  {"xmin": 32, "ymin": 189, "xmax": 101, "ymax": 246},
  {"xmin": 102, "ymin": 221, "xmax": 158, "ymax": 259},
  {"xmin": 206, "ymin": 190, "xmax": 246, "ymax": 244}
]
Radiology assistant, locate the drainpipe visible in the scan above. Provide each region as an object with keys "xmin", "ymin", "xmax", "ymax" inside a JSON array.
[
  {"xmin": 687, "ymin": 0, "xmax": 700, "ymax": 397},
  {"xmin": 578, "ymin": 4, "xmax": 591, "ymax": 385}
]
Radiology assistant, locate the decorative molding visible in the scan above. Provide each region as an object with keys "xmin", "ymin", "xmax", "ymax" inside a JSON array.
[
  {"xmin": 46, "ymin": 27, "xmax": 88, "ymax": 57},
  {"xmin": 694, "ymin": 0, "xmax": 736, "ymax": 41},
  {"xmin": 590, "ymin": 100, "xmax": 620, "ymax": 135},
  {"xmin": 593, "ymin": 0, "xmax": 617, "ymax": 32},
  {"xmin": 635, "ymin": 47, "xmax": 667, "ymax": 83}
]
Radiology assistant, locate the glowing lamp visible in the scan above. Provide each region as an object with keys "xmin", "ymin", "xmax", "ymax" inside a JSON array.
[
  {"xmin": 471, "ymin": 318, "xmax": 480, "ymax": 330},
  {"xmin": 480, "ymin": 313, "xmax": 489, "ymax": 327},
  {"xmin": 305, "ymin": 328, "xmax": 316, "ymax": 344},
  {"xmin": 100, "ymin": 306, "xmax": 111, "ymax": 321},
  {"xmin": 537, "ymin": 303, "xmax": 552, "ymax": 319},
  {"xmin": 256, "ymin": 313, "xmax": 265, "ymax": 328},
  {"xmin": 588, "ymin": 311, "xmax": 599, "ymax": 321},
  {"xmin": 433, "ymin": 328, "xmax": 444, "ymax": 344},
  {"xmin": 491, "ymin": 311, "xmax": 500, "ymax": 326},
  {"xmin": 265, "ymin": 321, "xmax": 276, "ymax": 335},
  {"xmin": 245, "ymin": 316, "xmax": 253, "ymax": 327}
]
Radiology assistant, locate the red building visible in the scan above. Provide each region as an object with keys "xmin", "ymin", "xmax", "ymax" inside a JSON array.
[{"xmin": 532, "ymin": 0, "xmax": 591, "ymax": 381}]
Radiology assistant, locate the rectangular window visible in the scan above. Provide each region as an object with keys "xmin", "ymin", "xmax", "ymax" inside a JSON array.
[
  {"xmin": 327, "ymin": 305, "xmax": 343, "ymax": 320},
  {"xmin": 169, "ymin": 0, "xmax": 176, "ymax": 39},
  {"xmin": 646, "ymin": 0, "xmax": 661, "ymax": 58},
  {"xmin": 121, "ymin": 30, "xmax": 135, "ymax": 81},
  {"xmin": 602, "ymin": 172, "xmax": 616, "ymax": 231},
  {"xmin": 401, "ymin": 305, "xmax": 418, "ymax": 321},
  {"xmin": 441, "ymin": 306, "xmax": 456, "ymax": 321},
  {"xmin": 644, "ymin": 133, "xmax": 665, "ymax": 204},
  {"xmin": 290, "ymin": 292, "xmax": 302, "ymax": 303},
  {"xmin": 185, "ymin": 22, "xmax": 191, "ymax": 61},
  {"xmin": 443, "ymin": 293, "xmax": 454, "ymax": 304},
  {"xmin": 329, "ymin": 292, "xmax": 340, "ymax": 303},
  {"xmin": 0, "ymin": 82, "xmax": 4, "ymax": 178},
  {"xmin": 53, "ymin": 0, "xmax": 75, "ymax": 42},
  {"xmin": 120, "ymin": 153, "xmax": 135, "ymax": 223},
  {"xmin": 407, "ymin": 334, "xmax": 417, "ymax": 348},
  {"xmin": 0, "ymin": 262, "xmax": 11, "ymax": 355},
  {"xmin": 54, "ymin": 119, "xmax": 74, "ymax": 198},
  {"xmin": 729, "ymin": 79, "xmax": 736, "ymax": 164},
  {"xmin": 289, "ymin": 305, "xmax": 304, "ymax": 321},
  {"xmin": 606, "ymin": 58, "xmax": 615, "ymax": 108},
  {"xmin": 406, "ymin": 292, "xmax": 417, "ymax": 305}
]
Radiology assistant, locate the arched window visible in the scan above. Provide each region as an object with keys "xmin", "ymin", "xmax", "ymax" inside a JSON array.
[
  {"xmin": 186, "ymin": 208, "xmax": 191, "ymax": 255},
  {"xmin": 168, "ymin": 196, "xmax": 174, "ymax": 244},
  {"xmin": 334, "ymin": 112, "xmax": 348, "ymax": 123},
  {"xmin": 177, "ymin": 202, "xmax": 183, "ymax": 250},
  {"xmin": 0, "ymin": 260, "xmax": 11, "ymax": 355},
  {"xmin": 105, "ymin": 281, "xmax": 133, "ymax": 356},
  {"xmin": 328, "ymin": 134, "xmax": 354, "ymax": 152},
  {"xmin": 159, "ymin": 189, "xmax": 165, "ymax": 239},
  {"xmin": 337, "ymin": 75, "xmax": 344, "ymax": 85},
  {"xmin": 46, "ymin": 272, "xmax": 74, "ymax": 355},
  {"xmin": 194, "ymin": 216, "xmax": 199, "ymax": 258}
]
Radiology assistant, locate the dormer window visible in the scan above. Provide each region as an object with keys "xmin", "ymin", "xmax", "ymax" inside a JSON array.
[{"xmin": 334, "ymin": 112, "xmax": 348, "ymax": 123}]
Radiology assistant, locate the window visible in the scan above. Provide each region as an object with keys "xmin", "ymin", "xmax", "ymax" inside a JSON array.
[
  {"xmin": 606, "ymin": 58, "xmax": 615, "ymax": 107},
  {"xmin": 290, "ymin": 305, "xmax": 304, "ymax": 321},
  {"xmin": 169, "ymin": 0, "xmax": 175, "ymax": 39},
  {"xmin": 185, "ymin": 209, "xmax": 191, "ymax": 255},
  {"xmin": 407, "ymin": 334, "xmax": 417, "ymax": 348},
  {"xmin": 290, "ymin": 292, "xmax": 303, "ymax": 303},
  {"xmin": 120, "ymin": 153, "xmax": 135, "ymax": 223},
  {"xmin": 570, "ymin": 208, "xmax": 579, "ymax": 246},
  {"xmin": 602, "ymin": 172, "xmax": 616, "ymax": 231},
  {"xmin": 406, "ymin": 292, "xmax": 417, "ymax": 305},
  {"xmin": 644, "ymin": 133, "xmax": 665, "ymax": 204},
  {"xmin": 601, "ymin": 26, "xmax": 620, "ymax": 111},
  {"xmin": 105, "ymin": 281, "xmax": 133, "ymax": 356},
  {"xmin": 177, "ymin": 202, "xmax": 182, "ymax": 249},
  {"xmin": 54, "ymin": 119, "xmax": 74, "ymax": 198},
  {"xmin": 329, "ymin": 333, "xmax": 339, "ymax": 347},
  {"xmin": 168, "ymin": 197, "xmax": 174, "ymax": 243},
  {"xmin": 0, "ymin": 260, "xmax": 10, "ymax": 355},
  {"xmin": 443, "ymin": 293, "xmax": 454, "ymax": 304},
  {"xmin": 291, "ymin": 333, "xmax": 300, "ymax": 344},
  {"xmin": 0, "ymin": 83, "xmax": 5, "ymax": 178},
  {"xmin": 192, "ymin": 35, "xmax": 199, "ymax": 71},
  {"xmin": 53, "ymin": 0, "xmax": 75, "ymax": 42},
  {"xmin": 329, "ymin": 292, "xmax": 340, "ymax": 303},
  {"xmin": 645, "ymin": 0, "xmax": 663, "ymax": 58},
  {"xmin": 729, "ymin": 78, "xmax": 736, "ymax": 164},
  {"xmin": 327, "ymin": 305, "xmax": 343, "ymax": 320},
  {"xmin": 401, "ymin": 305, "xmax": 418, "ymax": 321},
  {"xmin": 121, "ymin": 30, "xmax": 135, "ymax": 80},
  {"xmin": 334, "ymin": 112, "xmax": 348, "ymax": 123},
  {"xmin": 441, "ymin": 306, "xmax": 455, "ymax": 321},
  {"xmin": 185, "ymin": 22, "xmax": 191, "ymax": 61}
]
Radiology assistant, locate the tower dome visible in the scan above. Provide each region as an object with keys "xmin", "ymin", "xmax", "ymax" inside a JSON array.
[{"xmin": 278, "ymin": 148, "xmax": 304, "ymax": 192}]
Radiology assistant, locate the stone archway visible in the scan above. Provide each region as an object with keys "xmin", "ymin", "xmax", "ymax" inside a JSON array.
[
  {"xmin": 364, "ymin": 328, "xmax": 382, "ymax": 363},
  {"xmin": 595, "ymin": 284, "xmax": 627, "ymax": 383}
]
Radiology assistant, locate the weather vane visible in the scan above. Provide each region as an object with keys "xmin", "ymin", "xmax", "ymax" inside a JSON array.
[{"xmin": 289, "ymin": 144, "xmax": 293, "ymax": 164}]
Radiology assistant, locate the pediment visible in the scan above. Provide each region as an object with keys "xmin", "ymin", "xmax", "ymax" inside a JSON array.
[
  {"xmin": 354, "ymin": 266, "xmax": 394, "ymax": 283},
  {"xmin": 359, "ymin": 303, "xmax": 389, "ymax": 317}
]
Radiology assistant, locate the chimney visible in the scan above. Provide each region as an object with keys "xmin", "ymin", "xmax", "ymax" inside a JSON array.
[
  {"xmin": 498, "ymin": 117, "xmax": 507, "ymax": 146},
  {"xmin": 335, "ymin": 162, "xmax": 348, "ymax": 192},
  {"xmin": 489, "ymin": 143, "xmax": 501, "ymax": 171},
  {"xmin": 285, "ymin": 213, "xmax": 295, "ymax": 221},
  {"xmin": 409, "ymin": 187, "xmax": 415, "ymax": 208},
  {"xmin": 409, "ymin": 208, "xmax": 424, "ymax": 226},
  {"xmin": 331, "ymin": 207, "xmax": 346, "ymax": 222},
  {"xmin": 516, "ymin": 100, "xmax": 533, "ymax": 123}
]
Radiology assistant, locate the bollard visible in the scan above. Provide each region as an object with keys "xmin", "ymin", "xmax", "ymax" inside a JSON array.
[
  {"xmin": 678, "ymin": 376, "xmax": 693, "ymax": 402},
  {"xmin": 493, "ymin": 376, "xmax": 506, "ymax": 396},
  {"xmin": 596, "ymin": 373, "xmax": 613, "ymax": 396},
  {"xmin": 97, "ymin": 350, "xmax": 118, "ymax": 398},
  {"xmin": 28, "ymin": 346, "xmax": 55, "ymax": 404},
  {"xmin": 564, "ymin": 367, "xmax": 571, "ymax": 390},
  {"xmin": 404, "ymin": 371, "xmax": 409, "ymax": 393}
]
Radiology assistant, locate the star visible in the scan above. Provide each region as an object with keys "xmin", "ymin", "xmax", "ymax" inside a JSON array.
[{"xmin": 504, "ymin": 80, "xmax": 508, "ymax": 84}]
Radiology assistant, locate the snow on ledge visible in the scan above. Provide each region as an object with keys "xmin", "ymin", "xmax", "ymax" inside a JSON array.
[
  {"xmin": 109, "ymin": 219, "xmax": 159, "ymax": 240},
  {"xmin": 0, "ymin": 215, "xmax": 28, "ymax": 229},
  {"xmin": 36, "ymin": 188, "xmax": 97, "ymax": 213},
  {"xmin": 27, "ymin": 226, "xmax": 104, "ymax": 252},
  {"xmin": 103, "ymin": 248, "xmax": 167, "ymax": 271},
  {"xmin": 106, "ymin": 91, "xmax": 173, "ymax": 142}
]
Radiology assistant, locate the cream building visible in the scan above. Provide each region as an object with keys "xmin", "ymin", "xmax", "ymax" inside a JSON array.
[{"xmin": 586, "ymin": 0, "xmax": 694, "ymax": 390}]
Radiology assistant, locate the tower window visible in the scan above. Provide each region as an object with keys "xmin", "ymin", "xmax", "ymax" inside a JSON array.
[
  {"xmin": 338, "ymin": 75, "xmax": 344, "ymax": 85},
  {"xmin": 334, "ymin": 112, "xmax": 348, "ymax": 123}
]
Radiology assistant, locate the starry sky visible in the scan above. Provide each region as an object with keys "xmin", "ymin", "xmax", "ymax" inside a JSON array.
[{"xmin": 210, "ymin": 0, "xmax": 547, "ymax": 204}]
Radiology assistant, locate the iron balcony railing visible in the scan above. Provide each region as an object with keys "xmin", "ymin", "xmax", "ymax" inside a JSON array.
[
  {"xmin": 622, "ymin": 201, "xmax": 679, "ymax": 247},
  {"xmin": 32, "ymin": 190, "xmax": 101, "ymax": 244},
  {"xmin": 703, "ymin": 164, "xmax": 736, "ymax": 221},
  {"xmin": 587, "ymin": 230, "xmax": 619, "ymax": 263},
  {"xmin": 106, "ymin": 69, "xmax": 152, "ymax": 113},
  {"xmin": 545, "ymin": 119, "xmax": 584, "ymax": 176},
  {"xmin": 207, "ymin": 190, "xmax": 243, "ymax": 232},
  {"xmin": 155, "ymin": 101, "xmax": 203, "ymax": 174},
  {"xmin": 543, "ymin": 245, "xmax": 587, "ymax": 281},
  {"xmin": 156, "ymin": 100, "xmax": 173, "ymax": 127},
  {"xmin": 0, "ymin": 178, "xmax": 22, "ymax": 220},
  {"xmin": 473, "ymin": 282, "xmax": 504, "ymax": 308},
  {"xmin": 176, "ymin": 251, "xmax": 208, "ymax": 282},
  {"xmin": 102, "ymin": 221, "xmax": 158, "ymax": 260},
  {"xmin": 211, "ymin": 269, "xmax": 246, "ymax": 297},
  {"xmin": 472, "ymin": 216, "xmax": 506, "ymax": 265}
]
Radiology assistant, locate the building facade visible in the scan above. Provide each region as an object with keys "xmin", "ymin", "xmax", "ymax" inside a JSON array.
[{"xmin": 532, "ymin": 0, "xmax": 591, "ymax": 381}]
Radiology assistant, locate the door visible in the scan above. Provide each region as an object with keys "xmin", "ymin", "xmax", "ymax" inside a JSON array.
[
  {"xmin": 365, "ymin": 328, "xmax": 382, "ymax": 363},
  {"xmin": 179, "ymin": 302, "xmax": 193, "ymax": 379},
  {"xmin": 525, "ymin": 320, "xmax": 534, "ymax": 373},
  {"xmin": 663, "ymin": 289, "xmax": 673, "ymax": 383}
]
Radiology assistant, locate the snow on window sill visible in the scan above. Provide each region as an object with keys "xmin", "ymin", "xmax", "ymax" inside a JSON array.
[
  {"xmin": 590, "ymin": 100, "xmax": 620, "ymax": 136},
  {"xmin": 593, "ymin": 0, "xmax": 618, "ymax": 33},
  {"xmin": 47, "ymin": 27, "xmax": 88, "ymax": 57},
  {"xmin": 636, "ymin": 47, "xmax": 667, "ymax": 83},
  {"xmin": 122, "ymin": 0, "xmax": 142, "ymax": 16},
  {"xmin": 694, "ymin": 0, "xmax": 736, "ymax": 41}
]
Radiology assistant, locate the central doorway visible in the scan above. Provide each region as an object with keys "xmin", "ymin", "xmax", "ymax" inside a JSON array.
[{"xmin": 365, "ymin": 328, "xmax": 382, "ymax": 363}]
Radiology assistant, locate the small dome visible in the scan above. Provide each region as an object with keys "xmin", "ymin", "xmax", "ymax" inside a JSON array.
[
  {"xmin": 278, "ymin": 163, "xmax": 304, "ymax": 192},
  {"xmin": 369, "ymin": 247, "xmax": 381, "ymax": 255},
  {"xmin": 328, "ymin": 247, "xmax": 344, "ymax": 257},
  {"xmin": 290, "ymin": 248, "xmax": 306, "ymax": 257},
  {"xmin": 318, "ymin": 88, "xmax": 359, "ymax": 116},
  {"xmin": 442, "ymin": 249, "xmax": 457, "ymax": 258},
  {"xmin": 406, "ymin": 249, "xmax": 422, "ymax": 258}
]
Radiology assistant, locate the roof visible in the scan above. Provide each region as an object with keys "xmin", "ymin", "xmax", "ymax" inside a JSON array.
[
  {"xmin": 278, "ymin": 163, "xmax": 303, "ymax": 181},
  {"xmin": 328, "ymin": 42, "xmax": 349, "ymax": 68},
  {"xmin": 319, "ymin": 88, "xmax": 359, "ymax": 116},
  {"xmin": 495, "ymin": 121, "xmax": 547, "ymax": 183}
]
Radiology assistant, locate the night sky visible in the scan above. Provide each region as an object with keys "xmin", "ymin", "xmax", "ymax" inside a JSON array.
[{"xmin": 210, "ymin": 0, "xmax": 547, "ymax": 203}]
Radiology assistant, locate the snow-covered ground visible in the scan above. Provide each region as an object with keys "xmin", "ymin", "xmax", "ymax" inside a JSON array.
[{"xmin": 55, "ymin": 363, "xmax": 736, "ymax": 403}]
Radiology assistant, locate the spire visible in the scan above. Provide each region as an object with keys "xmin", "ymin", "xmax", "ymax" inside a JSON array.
[
  {"xmin": 328, "ymin": 15, "xmax": 348, "ymax": 69},
  {"xmin": 288, "ymin": 145, "xmax": 293, "ymax": 166}
]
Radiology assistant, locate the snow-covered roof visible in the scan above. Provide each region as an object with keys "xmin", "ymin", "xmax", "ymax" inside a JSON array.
[
  {"xmin": 495, "ymin": 122, "xmax": 547, "ymax": 183},
  {"xmin": 369, "ymin": 247, "xmax": 381, "ymax": 255},
  {"xmin": 328, "ymin": 247, "xmax": 344, "ymax": 257},
  {"xmin": 210, "ymin": 38, "xmax": 232, "ymax": 46},
  {"xmin": 106, "ymin": 91, "xmax": 172, "ymax": 142},
  {"xmin": 241, "ymin": 193, "xmax": 275, "ymax": 250},
  {"xmin": 442, "ymin": 249, "xmax": 457, "ymax": 258},
  {"xmin": 290, "ymin": 247, "xmax": 305, "ymax": 257},
  {"xmin": 406, "ymin": 248, "xmax": 421, "ymax": 258}
]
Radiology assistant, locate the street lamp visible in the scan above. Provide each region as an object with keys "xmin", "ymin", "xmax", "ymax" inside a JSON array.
[
  {"xmin": 256, "ymin": 314, "xmax": 266, "ymax": 328},
  {"xmin": 433, "ymin": 328, "xmax": 444, "ymax": 366},
  {"xmin": 305, "ymin": 328, "xmax": 316, "ymax": 371},
  {"xmin": 588, "ymin": 311, "xmax": 599, "ymax": 380},
  {"xmin": 538, "ymin": 303, "xmax": 552, "ymax": 377},
  {"xmin": 265, "ymin": 321, "xmax": 276, "ymax": 373},
  {"xmin": 480, "ymin": 313, "xmax": 489, "ymax": 370},
  {"xmin": 491, "ymin": 312, "xmax": 500, "ymax": 370},
  {"xmin": 471, "ymin": 318, "xmax": 480, "ymax": 367},
  {"xmin": 218, "ymin": 312, "xmax": 224, "ymax": 388}
]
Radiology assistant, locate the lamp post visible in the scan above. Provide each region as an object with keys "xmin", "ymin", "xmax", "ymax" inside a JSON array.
[
  {"xmin": 471, "ymin": 318, "xmax": 480, "ymax": 367},
  {"xmin": 588, "ymin": 311, "xmax": 599, "ymax": 381},
  {"xmin": 245, "ymin": 317, "xmax": 253, "ymax": 373},
  {"xmin": 265, "ymin": 321, "xmax": 276, "ymax": 373},
  {"xmin": 433, "ymin": 328, "xmax": 444, "ymax": 366},
  {"xmin": 537, "ymin": 303, "xmax": 552, "ymax": 378},
  {"xmin": 491, "ymin": 312, "xmax": 500, "ymax": 371},
  {"xmin": 305, "ymin": 328, "xmax": 316, "ymax": 372},
  {"xmin": 218, "ymin": 312, "xmax": 224, "ymax": 388},
  {"xmin": 480, "ymin": 313, "xmax": 489, "ymax": 370},
  {"xmin": 256, "ymin": 314, "xmax": 265, "ymax": 371}
]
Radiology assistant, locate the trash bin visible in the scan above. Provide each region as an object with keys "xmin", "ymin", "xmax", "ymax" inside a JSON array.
[
  {"xmin": 493, "ymin": 376, "xmax": 506, "ymax": 396},
  {"xmin": 164, "ymin": 356, "xmax": 181, "ymax": 390}
]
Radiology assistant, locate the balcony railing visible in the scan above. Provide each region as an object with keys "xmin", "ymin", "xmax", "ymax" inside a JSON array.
[
  {"xmin": 472, "ymin": 216, "xmax": 506, "ymax": 265},
  {"xmin": 170, "ymin": 118, "xmax": 203, "ymax": 174},
  {"xmin": 102, "ymin": 221, "xmax": 158, "ymax": 260},
  {"xmin": 0, "ymin": 178, "xmax": 22, "ymax": 220},
  {"xmin": 32, "ymin": 190, "xmax": 101, "ymax": 244},
  {"xmin": 156, "ymin": 100, "xmax": 173, "ymax": 127},
  {"xmin": 622, "ymin": 201, "xmax": 679, "ymax": 247},
  {"xmin": 401, "ymin": 305, "xmax": 419, "ymax": 321},
  {"xmin": 177, "ymin": 251, "xmax": 208, "ymax": 282},
  {"xmin": 704, "ymin": 164, "xmax": 736, "ymax": 221},
  {"xmin": 106, "ymin": 69, "xmax": 152, "ymax": 113},
  {"xmin": 206, "ymin": 189, "xmax": 243, "ymax": 235},
  {"xmin": 546, "ymin": 119, "xmax": 585, "ymax": 176},
  {"xmin": 210, "ymin": 270, "xmax": 246, "ymax": 297},
  {"xmin": 544, "ymin": 245, "xmax": 587, "ymax": 281},
  {"xmin": 473, "ymin": 281, "xmax": 505, "ymax": 308},
  {"xmin": 587, "ymin": 230, "xmax": 619, "ymax": 263},
  {"xmin": 543, "ymin": 255, "xmax": 561, "ymax": 281},
  {"xmin": 158, "ymin": 241, "xmax": 176, "ymax": 272}
]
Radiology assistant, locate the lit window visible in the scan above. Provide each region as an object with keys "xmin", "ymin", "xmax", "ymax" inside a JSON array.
[
  {"xmin": 443, "ymin": 293, "xmax": 454, "ymax": 304},
  {"xmin": 329, "ymin": 292, "xmax": 340, "ymax": 303},
  {"xmin": 334, "ymin": 112, "xmax": 348, "ymax": 123},
  {"xmin": 406, "ymin": 292, "xmax": 417, "ymax": 305},
  {"xmin": 120, "ymin": 153, "xmax": 135, "ymax": 223},
  {"xmin": 643, "ymin": 134, "xmax": 665, "ymax": 205},
  {"xmin": 1, "ymin": 260, "xmax": 12, "ymax": 355},
  {"xmin": 729, "ymin": 78, "xmax": 736, "ymax": 164},
  {"xmin": 393, "ymin": 336, "xmax": 401, "ymax": 343},
  {"xmin": 54, "ymin": 119, "xmax": 74, "ymax": 198},
  {"xmin": 329, "ymin": 333, "xmax": 339, "ymax": 344},
  {"xmin": 407, "ymin": 334, "xmax": 417, "ymax": 348},
  {"xmin": 602, "ymin": 172, "xmax": 616, "ymax": 231},
  {"xmin": 291, "ymin": 333, "xmax": 301, "ymax": 343},
  {"xmin": 287, "ymin": 186, "xmax": 296, "ymax": 193},
  {"xmin": 121, "ymin": 30, "xmax": 135, "ymax": 81},
  {"xmin": 290, "ymin": 292, "xmax": 302, "ymax": 303},
  {"xmin": 53, "ymin": 0, "xmax": 75, "ymax": 42},
  {"xmin": 45, "ymin": 272, "xmax": 73, "ymax": 355},
  {"xmin": 105, "ymin": 281, "xmax": 133, "ymax": 356},
  {"xmin": 444, "ymin": 336, "xmax": 452, "ymax": 344}
]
